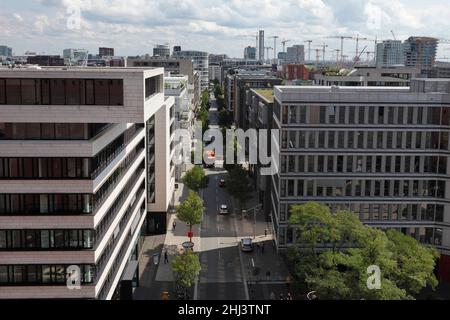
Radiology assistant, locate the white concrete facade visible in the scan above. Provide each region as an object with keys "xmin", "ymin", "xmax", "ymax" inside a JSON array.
[{"xmin": 0, "ymin": 67, "xmax": 173, "ymax": 299}]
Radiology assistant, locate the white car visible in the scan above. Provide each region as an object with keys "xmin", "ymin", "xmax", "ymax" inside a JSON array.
[
  {"xmin": 240, "ymin": 238, "xmax": 254, "ymax": 252},
  {"xmin": 219, "ymin": 204, "xmax": 229, "ymax": 215}
]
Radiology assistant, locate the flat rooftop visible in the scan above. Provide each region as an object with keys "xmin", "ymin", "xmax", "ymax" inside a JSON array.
[
  {"xmin": 253, "ymin": 89, "xmax": 274, "ymax": 103},
  {"xmin": 0, "ymin": 66, "xmax": 162, "ymax": 73}
]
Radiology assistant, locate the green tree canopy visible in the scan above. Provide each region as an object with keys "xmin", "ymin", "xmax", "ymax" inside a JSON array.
[
  {"xmin": 225, "ymin": 165, "xmax": 252, "ymax": 211},
  {"xmin": 171, "ymin": 250, "xmax": 202, "ymax": 289},
  {"xmin": 182, "ymin": 166, "xmax": 208, "ymax": 193},
  {"xmin": 288, "ymin": 202, "xmax": 439, "ymax": 300},
  {"xmin": 176, "ymin": 191, "xmax": 203, "ymax": 240}
]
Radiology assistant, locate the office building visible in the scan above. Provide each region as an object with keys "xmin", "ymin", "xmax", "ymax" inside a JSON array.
[
  {"xmin": 244, "ymin": 46, "xmax": 257, "ymax": 60},
  {"xmin": 27, "ymin": 55, "xmax": 65, "ymax": 66},
  {"xmin": 427, "ymin": 62, "xmax": 450, "ymax": 78},
  {"xmin": 286, "ymin": 45, "xmax": 305, "ymax": 64},
  {"xmin": 403, "ymin": 37, "xmax": 438, "ymax": 70},
  {"xmin": 0, "ymin": 46, "xmax": 12, "ymax": 57},
  {"xmin": 263, "ymin": 79, "xmax": 450, "ymax": 282},
  {"xmin": 258, "ymin": 30, "xmax": 265, "ymax": 62},
  {"xmin": 0, "ymin": 67, "xmax": 175, "ymax": 299},
  {"xmin": 173, "ymin": 50, "xmax": 209, "ymax": 92},
  {"xmin": 127, "ymin": 56, "xmax": 199, "ymax": 110},
  {"xmin": 376, "ymin": 40, "xmax": 404, "ymax": 67},
  {"xmin": 208, "ymin": 64, "xmax": 221, "ymax": 82},
  {"xmin": 99, "ymin": 47, "xmax": 115, "ymax": 57},
  {"xmin": 314, "ymin": 66, "xmax": 420, "ymax": 87},
  {"xmin": 153, "ymin": 45, "xmax": 170, "ymax": 58},
  {"xmin": 63, "ymin": 49, "xmax": 88, "ymax": 65},
  {"xmin": 209, "ymin": 54, "xmax": 228, "ymax": 65}
]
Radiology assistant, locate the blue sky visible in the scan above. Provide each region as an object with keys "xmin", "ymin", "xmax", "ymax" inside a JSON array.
[{"xmin": 1, "ymin": 0, "xmax": 449, "ymax": 59}]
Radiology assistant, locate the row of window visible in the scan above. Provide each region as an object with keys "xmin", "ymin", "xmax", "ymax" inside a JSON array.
[
  {"xmin": 0, "ymin": 264, "xmax": 95, "ymax": 285},
  {"xmin": 279, "ymin": 203, "xmax": 444, "ymax": 223},
  {"xmin": 280, "ymin": 155, "xmax": 447, "ymax": 175},
  {"xmin": 0, "ymin": 194, "xmax": 92, "ymax": 215},
  {"xmin": 278, "ymin": 226, "xmax": 443, "ymax": 246},
  {"xmin": 92, "ymin": 146, "xmax": 144, "ymax": 211},
  {"xmin": 0, "ymin": 229, "xmax": 94, "ymax": 250},
  {"xmin": 280, "ymin": 105, "xmax": 450, "ymax": 126},
  {"xmin": 0, "ymin": 157, "xmax": 91, "ymax": 179},
  {"xmin": 279, "ymin": 179, "xmax": 446, "ymax": 199},
  {"xmin": 0, "ymin": 78, "xmax": 123, "ymax": 106},
  {"xmin": 0, "ymin": 123, "xmax": 109, "ymax": 140},
  {"xmin": 147, "ymin": 117, "xmax": 156, "ymax": 204},
  {"xmin": 280, "ymin": 130, "xmax": 449, "ymax": 150}
]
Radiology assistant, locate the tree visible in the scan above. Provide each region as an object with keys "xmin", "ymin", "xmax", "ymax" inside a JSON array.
[
  {"xmin": 201, "ymin": 89, "xmax": 210, "ymax": 110},
  {"xmin": 176, "ymin": 191, "xmax": 203, "ymax": 242},
  {"xmin": 171, "ymin": 250, "xmax": 201, "ymax": 299},
  {"xmin": 182, "ymin": 166, "xmax": 208, "ymax": 193},
  {"xmin": 288, "ymin": 202, "xmax": 439, "ymax": 300},
  {"xmin": 225, "ymin": 165, "xmax": 253, "ymax": 212},
  {"xmin": 218, "ymin": 109, "xmax": 233, "ymax": 128}
]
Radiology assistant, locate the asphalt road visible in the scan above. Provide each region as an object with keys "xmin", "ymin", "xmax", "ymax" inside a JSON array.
[{"xmin": 196, "ymin": 95, "xmax": 248, "ymax": 300}]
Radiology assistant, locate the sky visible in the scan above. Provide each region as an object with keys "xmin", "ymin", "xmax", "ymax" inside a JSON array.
[{"xmin": 1, "ymin": 0, "xmax": 450, "ymax": 60}]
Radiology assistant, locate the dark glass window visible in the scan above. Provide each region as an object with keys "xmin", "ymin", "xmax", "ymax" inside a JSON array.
[
  {"xmin": 94, "ymin": 80, "xmax": 109, "ymax": 105},
  {"xmin": 5, "ymin": 79, "xmax": 21, "ymax": 104},
  {"xmin": 109, "ymin": 79, "xmax": 123, "ymax": 106},
  {"xmin": 85, "ymin": 80, "xmax": 95, "ymax": 105},
  {"xmin": 41, "ymin": 79, "xmax": 50, "ymax": 105},
  {"xmin": 0, "ymin": 79, "xmax": 5, "ymax": 104},
  {"xmin": 20, "ymin": 79, "xmax": 37, "ymax": 105},
  {"xmin": 65, "ymin": 79, "xmax": 81, "ymax": 105},
  {"xmin": 50, "ymin": 79, "xmax": 66, "ymax": 105}
]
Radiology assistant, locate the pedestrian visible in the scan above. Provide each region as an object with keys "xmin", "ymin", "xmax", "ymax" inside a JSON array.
[
  {"xmin": 264, "ymin": 229, "xmax": 268, "ymax": 237},
  {"xmin": 269, "ymin": 292, "xmax": 276, "ymax": 300},
  {"xmin": 256, "ymin": 243, "xmax": 260, "ymax": 251},
  {"xmin": 172, "ymin": 220, "xmax": 176, "ymax": 231},
  {"xmin": 279, "ymin": 293, "xmax": 285, "ymax": 300},
  {"xmin": 164, "ymin": 250, "xmax": 169, "ymax": 264},
  {"xmin": 261, "ymin": 243, "xmax": 265, "ymax": 254},
  {"xmin": 287, "ymin": 293, "xmax": 292, "ymax": 300}
]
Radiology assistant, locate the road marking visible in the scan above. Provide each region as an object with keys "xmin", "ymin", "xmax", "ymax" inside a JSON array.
[{"xmin": 233, "ymin": 215, "xmax": 250, "ymax": 300}]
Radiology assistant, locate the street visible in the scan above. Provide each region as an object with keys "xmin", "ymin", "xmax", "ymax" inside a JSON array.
[{"xmin": 134, "ymin": 93, "xmax": 291, "ymax": 301}]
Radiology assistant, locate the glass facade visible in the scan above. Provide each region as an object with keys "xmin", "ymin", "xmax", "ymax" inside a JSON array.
[
  {"xmin": 0, "ymin": 123, "xmax": 109, "ymax": 140},
  {"xmin": 0, "ymin": 78, "xmax": 123, "ymax": 106}
]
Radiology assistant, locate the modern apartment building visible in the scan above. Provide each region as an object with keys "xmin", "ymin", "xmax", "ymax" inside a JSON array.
[
  {"xmin": 0, "ymin": 67, "xmax": 175, "ymax": 299},
  {"xmin": 208, "ymin": 64, "xmax": 221, "ymax": 82},
  {"xmin": 376, "ymin": 40, "xmax": 404, "ymax": 67},
  {"xmin": 281, "ymin": 64, "xmax": 309, "ymax": 81},
  {"xmin": 173, "ymin": 50, "xmax": 209, "ymax": 92},
  {"xmin": 403, "ymin": 37, "xmax": 438, "ymax": 70},
  {"xmin": 226, "ymin": 70, "xmax": 282, "ymax": 128},
  {"xmin": 0, "ymin": 46, "xmax": 12, "ymax": 57},
  {"xmin": 286, "ymin": 45, "xmax": 305, "ymax": 64},
  {"xmin": 266, "ymin": 79, "xmax": 450, "ymax": 281}
]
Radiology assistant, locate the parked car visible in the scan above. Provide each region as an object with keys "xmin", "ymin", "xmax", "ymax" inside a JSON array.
[
  {"xmin": 219, "ymin": 179, "xmax": 226, "ymax": 187},
  {"xmin": 240, "ymin": 238, "xmax": 254, "ymax": 252},
  {"xmin": 219, "ymin": 204, "xmax": 229, "ymax": 215}
]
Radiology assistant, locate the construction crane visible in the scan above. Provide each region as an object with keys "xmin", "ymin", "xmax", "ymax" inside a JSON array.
[
  {"xmin": 333, "ymin": 49, "xmax": 341, "ymax": 65},
  {"xmin": 264, "ymin": 47, "xmax": 273, "ymax": 63},
  {"xmin": 353, "ymin": 34, "xmax": 368, "ymax": 60},
  {"xmin": 314, "ymin": 48, "xmax": 321, "ymax": 67},
  {"xmin": 352, "ymin": 45, "xmax": 367, "ymax": 68},
  {"xmin": 304, "ymin": 40, "xmax": 313, "ymax": 62},
  {"xmin": 315, "ymin": 44, "xmax": 328, "ymax": 63},
  {"xmin": 391, "ymin": 30, "xmax": 397, "ymax": 41},
  {"xmin": 281, "ymin": 39, "xmax": 291, "ymax": 53},
  {"xmin": 269, "ymin": 36, "xmax": 279, "ymax": 64},
  {"xmin": 365, "ymin": 51, "xmax": 375, "ymax": 63},
  {"xmin": 326, "ymin": 36, "xmax": 352, "ymax": 62}
]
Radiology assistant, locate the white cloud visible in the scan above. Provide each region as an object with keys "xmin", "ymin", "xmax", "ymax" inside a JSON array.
[{"xmin": 0, "ymin": 0, "xmax": 449, "ymax": 57}]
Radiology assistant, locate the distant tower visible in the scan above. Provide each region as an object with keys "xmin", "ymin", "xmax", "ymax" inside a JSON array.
[{"xmin": 258, "ymin": 30, "xmax": 265, "ymax": 62}]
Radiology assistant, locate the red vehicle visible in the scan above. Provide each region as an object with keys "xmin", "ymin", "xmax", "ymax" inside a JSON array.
[{"xmin": 219, "ymin": 179, "xmax": 226, "ymax": 187}]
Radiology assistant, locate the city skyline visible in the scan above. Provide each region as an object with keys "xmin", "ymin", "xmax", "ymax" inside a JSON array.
[{"xmin": 1, "ymin": 0, "xmax": 450, "ymax": 58}]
